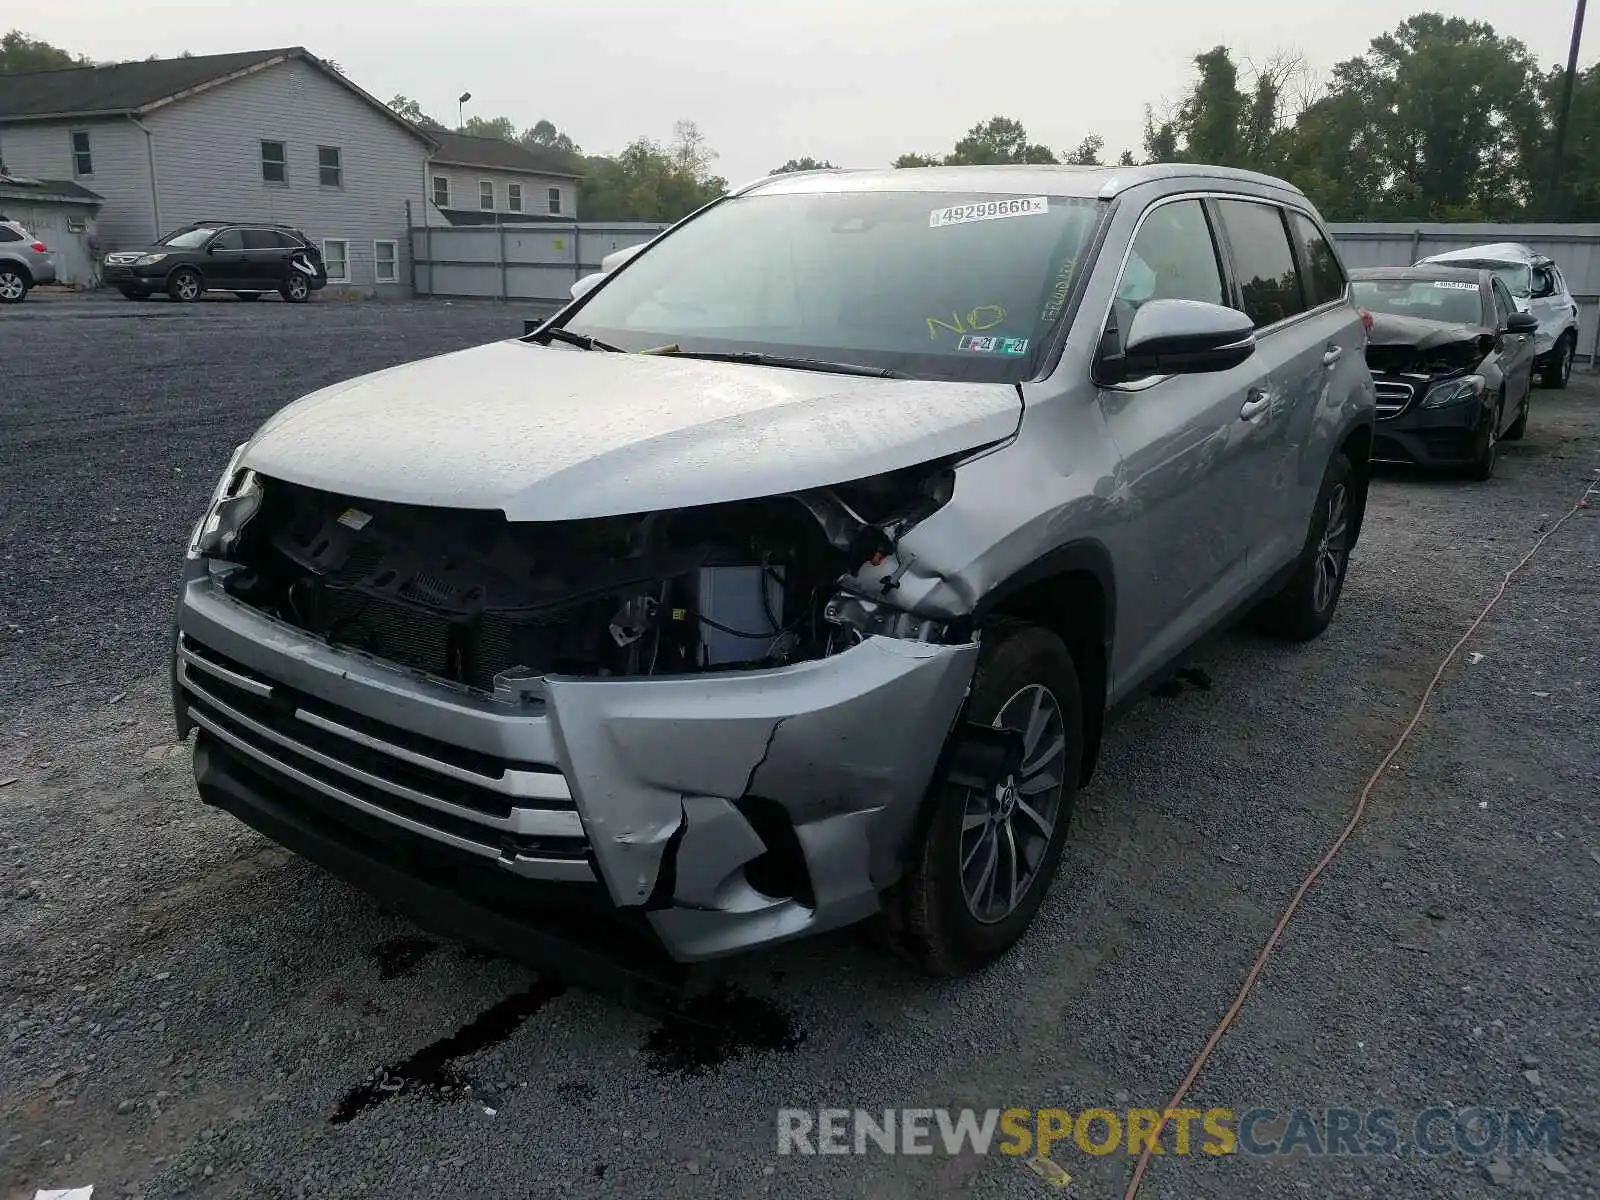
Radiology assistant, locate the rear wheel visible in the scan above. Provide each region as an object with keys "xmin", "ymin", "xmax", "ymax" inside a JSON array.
[
  {"xmin": 281, "ymin": 273, "xmax": 310, "ymax": 303},
  {"xmin": 1540, "ymin": 334, "xmax": 1574, "ymax": 389},
  {"xmin": 1254, "ymin": 452, "xmax": 1356, "ymax": 641},
  {"xmin": 0, "ymin": 267, "xmax": 29, "ymax": 303},
  {"xmin": 882, "ymin": 620, "xmax": 1082, "ymax": 976},
  {"xmin": 167, "ymin": 268, "xmax": 202, "ymax": 302}
]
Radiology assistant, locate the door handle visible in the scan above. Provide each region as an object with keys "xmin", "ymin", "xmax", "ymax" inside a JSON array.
[
  {"xmin": 1322, "ymin": 345, "xmax": 1344, "ymax": 367},
  {"xmin": 1240, "ymin": 392, "xmax": 1271, "ymax": 420}
]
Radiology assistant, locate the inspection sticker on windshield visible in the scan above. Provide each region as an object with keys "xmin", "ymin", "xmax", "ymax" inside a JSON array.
[
  {"xmin": 958, "ymin": 335, "xmax": 1029, "ymax": 355},
  {"xmin": 1432, "ymin": 281, "xmax": 1478, "ymax": 290},
  {"xmin": 929, "ymin": 197, "xmax": 1048, "ymax": 228}
]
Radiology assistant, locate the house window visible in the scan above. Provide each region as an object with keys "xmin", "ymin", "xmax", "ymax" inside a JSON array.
[
  {"xmin": 508, "ymin": 183, "xmax": 523, "ymax": 213},
  {"xmin": 318, "ymin": 146, "xmax": 342, "ymax": 188},
  {"xmin": 261, "ymin": 140, "xmax": 287, "ymax": 184},
  {"xmin": 323, "ymin": 238, "xmax": 349, "ymax": 284},
  {"xmin": 71, "ymin": 131, "xmax": 93, "ymax": 176},
  {"xmin": 373, "ymin": 240, "xmax": 398, "ymax": 284},
  {"xmin": 479, "ymin": 180, "xmax": 494, "ymax": 211},
  {"xmin": 432, "ymin": 175, "xmax": 449, "ymax": 208},
  {"xmin": 547, "ymin": 187, "xmax": 562, "ymax": 215}
]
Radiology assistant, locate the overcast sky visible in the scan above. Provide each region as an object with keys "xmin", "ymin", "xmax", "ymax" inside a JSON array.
[{"xmin": 12, "ymin": 0, "xmax": 1591, "ymax": 183}]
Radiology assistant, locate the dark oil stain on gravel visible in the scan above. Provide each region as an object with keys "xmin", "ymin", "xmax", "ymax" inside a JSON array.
[
  {"xmin": 330, "ymin": 978, "xmax": 567, "ymax": 1124},
  {"xmin": 643, "ymin": 983, "xmax": 803, "ymax": 1077},
  {"xmin": 366, "ymin": 934, "xmax": 441, "ymax": 979},
  {"xmin": 1153, "ymin": 666, "xmax": 1214, "ymax": 697}
]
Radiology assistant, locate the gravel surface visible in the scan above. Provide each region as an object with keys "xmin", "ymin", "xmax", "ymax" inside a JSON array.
[{"xmin": 2, "ymin": 302, "xmax": 1596, "ymax": 1200}]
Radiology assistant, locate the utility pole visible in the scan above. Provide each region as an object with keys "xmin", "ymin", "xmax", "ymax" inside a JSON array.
[{"xmin": 1549, "ymin": 0, "xmax": 1588, "ymax": 214}]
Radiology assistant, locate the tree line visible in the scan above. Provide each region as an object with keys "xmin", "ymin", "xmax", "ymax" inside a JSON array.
[{"xmin": 6, "ymin": 13, "xmax": 1598, "ymax": 223}]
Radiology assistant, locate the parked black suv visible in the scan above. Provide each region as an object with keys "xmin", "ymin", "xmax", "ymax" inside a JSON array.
[{"xmin": 103, "ymin": 221, "xmax": 328, "ymax": 303}]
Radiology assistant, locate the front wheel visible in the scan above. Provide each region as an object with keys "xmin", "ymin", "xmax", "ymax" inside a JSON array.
[
  {"xmin": 1503, "ymin": 390, "xmax": 1530, "ymax": 441},
  {"xmin": 1253, "ymin": 452, "xmax": 1357, "ymax": 641},
  {"xmin": 281, "ymin": 273, "xmax": 311, "ymax": 303},
  {"xmin": 1540, "ymin": 334, "xmax": 1574, "ymax": 389},
  {"xmin": 882, "ymin": 620, "xmax": 1082, "ymax": 976},
  {"xmin": 167, "ymin": 268, "xmax": 202, "ymax": 302},
  {"xmin": 1464, "ymin": 395, "xmax": 1501, "ymax": 482}
]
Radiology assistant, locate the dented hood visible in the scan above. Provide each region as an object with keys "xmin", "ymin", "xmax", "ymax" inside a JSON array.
[
  {"xmin": 241, "ymin": 340, "xmax": 1022, "ymax": 520},
  {"xmin": 1364, "ymin": 312, "xmax": 1493, "ymax": 376}
]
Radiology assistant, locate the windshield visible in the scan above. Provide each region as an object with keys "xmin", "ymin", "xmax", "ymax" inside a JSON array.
[
  {"xmin": 1352, "ymin": 279, "xmax": 1485, "ymax": 326},
  {"xmin": 1431, "ymin": 259, "xmax": 1530, "ymax": 298},
  {"xmin": 159, "ymin": 226, "xmax": 220, "ymax": 249},
  {"xmin": 560, "ymin": 190, "xmax": 1103, "ymax": 382}
]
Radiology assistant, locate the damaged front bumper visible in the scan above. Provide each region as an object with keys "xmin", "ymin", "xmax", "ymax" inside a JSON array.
[{"xmin": 172, "ymin": 559, "xmax": 978, "ymax": 963}]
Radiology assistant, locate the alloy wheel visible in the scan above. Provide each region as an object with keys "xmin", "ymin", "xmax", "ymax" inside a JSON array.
[
  {"xmin": 287, "ymin": 275, "xmax": 309, "ymax": 300},
  {"xmin": 0, "ymin": 271, "xmax": 24, "ymax": 301},
  {"xmin": 959, "ymin": 683, "xmax": 1068, "ymax": 924},
  {"xmin": 1312, "ymin": 483, "xmax": 1350, "ymax": 613},
  {"xmin": 175, "ymin": 273, "xmax": 200, "ymax": 301}
]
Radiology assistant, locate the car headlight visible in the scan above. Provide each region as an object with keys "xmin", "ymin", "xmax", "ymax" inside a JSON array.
[
  {"xmin": 187, "ymin": 444, "xmax": 263, "ymax": 560},
  {"xmin": 1420, "ymin": 374, "xmax": 1486, "ymax": 408},
  {"xmin": 134, "ymin": 252, "xmax": 168, "ymax": 266}
]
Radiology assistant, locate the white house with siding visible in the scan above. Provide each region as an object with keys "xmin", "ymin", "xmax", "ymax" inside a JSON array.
[
  {"xmin": 0, "ymin": 48, "xmax": 438, "ymax": 292},
  {"xmin": 425, "ymin": 131, "xmax": 581, "ymax": 225}
]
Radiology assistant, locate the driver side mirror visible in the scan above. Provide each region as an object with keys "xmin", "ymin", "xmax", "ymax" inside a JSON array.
[
  {"xmin": 1505, "ymin": 310, "xmax": 1538, "ymax": 334},
  {"xmin": 1097, "ymin": 299, "xmax": 1257, "ymax": 385},
  {"xmin": 569, "ymin": 271, "xmax": 604, "ymax": 301}
]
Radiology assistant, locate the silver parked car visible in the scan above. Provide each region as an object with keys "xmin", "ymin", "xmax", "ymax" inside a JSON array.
[
  {"xmin": 171, "ymin": 165, "xmax": 1374, "ymax": 980},
  {"xmin": 0, "ymin": 216, "xmax": 57, "ymax": 303}
]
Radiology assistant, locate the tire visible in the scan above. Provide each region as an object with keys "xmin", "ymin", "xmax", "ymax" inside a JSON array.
[
  {"xmin": 167, "ymin": 268, "xmax": 203, "ymax": 302},
  {"xmin": 1540, "ymin": 333, "xmax": 1574, "ymax": 389},
  {"xmin": 1253, "ymin": 452, "xmax": 1357, "ymax": 641},
  {"xmin": 1464, "ymin": 394, "xmax": 1501, "ymax": 482},
  {"xmin": 0, "ymin": 267, "xmax": 29, "ymax": 304},
  {"xmin": 233, "ymin": 292, "xmax": 261, "ymax": 301},
  {"xmin": 882, "ymin": 620, "xmax": 1082, "ymax": 976},
  {"xmin": 281, "ymin": 273, "xmax": 311, "ymax": 303},
  {"xmin": 1503, "ymin": 390, "xmax": 1530, "ymax": 441}
]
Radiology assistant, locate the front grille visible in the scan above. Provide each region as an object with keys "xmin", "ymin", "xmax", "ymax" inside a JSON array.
[
  {"xmin": 177, "ymin": 634, "xmax": 595, "ymax": 881},
  {"xmin": 1375, "ymin": 380, "xmax": 1415, "ymax": 419}
]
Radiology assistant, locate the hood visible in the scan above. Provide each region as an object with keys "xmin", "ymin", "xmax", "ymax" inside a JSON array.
[
  {"xmin": 241, "ymin": 340, "xmax": 1023, "ymax": 521},
  {"xmin": 1364, "ymin": 312, "xmax": 1493, "ymax": 377}
]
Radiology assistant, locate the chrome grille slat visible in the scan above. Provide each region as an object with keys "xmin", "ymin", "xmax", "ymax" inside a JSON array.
[
  {"xmin": 181, "ymin": 664, "xmax": 584, "ymax": 840},
  {"xmin": 178, "ymin": 634, "xmax": 569, "ymax": 800},
  {"xmin": 1374, "ymin": 380, "xmax": 1415, "ymax": 420},
  {"xmin": 189, "ymin": 708, "xmax": 595, "ymax": 882}
]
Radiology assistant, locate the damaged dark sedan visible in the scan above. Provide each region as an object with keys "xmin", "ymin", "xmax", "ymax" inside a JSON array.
[{"xmin": 1351, "ymin": 266, "xmax": 1538, "ymax": 480}]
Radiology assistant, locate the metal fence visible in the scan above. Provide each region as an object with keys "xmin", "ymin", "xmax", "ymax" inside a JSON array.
[
  {"xmin": 408, "ymin": 216, "xmax": 1600, "ymax": 365},
  {"xmin": 409, "ymin": 221, "xmax": 667, "ymax": 303},
  {"xmin": 1328, "ymin": 222, "xmax": 1600, "ymax": 366}
]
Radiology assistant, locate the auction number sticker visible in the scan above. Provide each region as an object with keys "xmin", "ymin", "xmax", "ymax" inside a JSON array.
[
  {"xmin": 930, "ymin": 197, "xmax": 1049, "ymax": 228},
  {"xmin": 958, "ymin": 334, "xmax": 1030, "ymax": 354},
  {"xmin": 1432, "ymin": 281, "xmax": 1477, "ymax": 290}
]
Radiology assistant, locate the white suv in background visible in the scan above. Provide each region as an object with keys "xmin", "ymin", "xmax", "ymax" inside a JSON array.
[
  {"xmin": 0, "ymin": 216, "xmax": 57, "ymax": 303},
  {"xmin": 1418, "ymin": 242, "xmax": 1581, "ymax": 388}
]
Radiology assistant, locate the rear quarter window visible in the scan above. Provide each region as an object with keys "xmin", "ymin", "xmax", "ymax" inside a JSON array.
[{"xmin": 1289, "ymin": 211, "xmax": 1346, "ymax": 308}]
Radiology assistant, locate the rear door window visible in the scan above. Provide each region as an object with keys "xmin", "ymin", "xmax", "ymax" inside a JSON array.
[
  {"xmin": 1289, "ymin": 211, "xmax": 1346, "ymax": 308},
  {"xmin": 1214, "ymin": 200, "xmax": 1306, "ymax": 329}
]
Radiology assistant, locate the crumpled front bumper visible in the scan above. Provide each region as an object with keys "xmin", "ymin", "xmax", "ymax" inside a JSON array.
[{"xmin": 172, "ymin": 561, "xmax": 978, "ymax": 963}]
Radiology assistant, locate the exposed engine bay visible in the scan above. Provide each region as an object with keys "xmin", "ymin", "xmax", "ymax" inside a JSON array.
[
  {"xmin": 1364, "ymin": 315, "xmax": 1493, "ymax": 379},
  {"xmin": 206, "ymin": 463, "xmax": 960, "ymax": 692}
]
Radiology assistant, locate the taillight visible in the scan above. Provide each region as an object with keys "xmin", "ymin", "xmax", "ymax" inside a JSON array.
[{"xmin": 30, "ymin": 241, "xmax": 47, "ymax": 253}]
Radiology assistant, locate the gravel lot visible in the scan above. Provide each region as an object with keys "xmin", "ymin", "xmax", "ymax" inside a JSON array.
[{"xmin": 3, "ymin": 297, "xmax": 1597, "ymax": 1200}]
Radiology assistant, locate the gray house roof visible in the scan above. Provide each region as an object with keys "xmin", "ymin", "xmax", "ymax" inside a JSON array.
[
  {"xmin": 0, "ymin": 175, "xmax": 104, "ymax": 206},
  {"xmin": 0, "ymin": 47, "xmax": 437, "ymax": 149},
  {"xmin": 430, "ymin": 131, "xmax": 582, "ymax": 179}
]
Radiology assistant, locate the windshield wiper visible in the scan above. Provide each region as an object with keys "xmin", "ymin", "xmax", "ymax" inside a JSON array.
[
  {"xmin": 645, "ymin": 348, "xmax": 908, "ymax": 379},
  {"xmin": 529, "ymin": 324, "xmax": 624, "ymax": 352}
]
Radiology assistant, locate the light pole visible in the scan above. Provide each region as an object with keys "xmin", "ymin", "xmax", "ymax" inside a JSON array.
[
  {"xmin": 1549, "ymin": 0, "xmax": 1588, "ymax": 213},
  {"xmin": 458, "ymin": 91, "xmax": 472, "ymax": 131}
]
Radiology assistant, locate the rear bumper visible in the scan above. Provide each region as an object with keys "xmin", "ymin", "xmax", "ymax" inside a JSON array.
[
  {"xmin": 32, "ymin": 259, "xmax": 57, "ymax": 284},
  {"xmin": 173, "ymin": 559, "xmax": 977, "ymax": 963}
]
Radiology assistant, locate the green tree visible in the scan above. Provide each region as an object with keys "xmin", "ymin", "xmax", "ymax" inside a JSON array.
[
  {"xmin": 458, "ymin": 114, "xmax": 518, "ymax": 141},
  {"xmin": 522, "ymin": 119, "xmax": 580, "ymax": 155},
  {"xmin": 1117, "ymin": 149, "xmax": 1138, "ymax": 167},
  {"xmin": 1539, "ymin": 63, "xmax": 1600, "ymax": 217},
  {"xmin": 387, "ymin": 94, "xmax": 446, "ymax": 130},
  {"xmin": 1064, "ymin": 134, "xmax": 1104, "ymax": 166},
  {"xmin": 944, "ymin": 116, "xmax": 1058, "ymax": 165},
  {"xmin": 770, "ymin": 156, "xmax": 837, "ymax": 174},
  {"xmin": 892, "ymin": 152, "xmax": 941, "ymax": 168},
  {"xmin": 578, "ymin": 123, "xmax": 727, "ymax": 222},
  {"xmin": 1, "ymin": 30, "xmax": 86, "ymax": 73}
]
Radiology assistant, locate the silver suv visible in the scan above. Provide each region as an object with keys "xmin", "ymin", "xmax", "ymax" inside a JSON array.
[
  {"xmin": 0, "ymin": 216, "xmax": 57, "ymax": 303},
  {"xmin": 172, "ymin": 165, "xmax": 1374, "ymax": 980}
]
